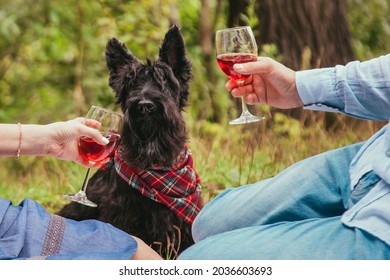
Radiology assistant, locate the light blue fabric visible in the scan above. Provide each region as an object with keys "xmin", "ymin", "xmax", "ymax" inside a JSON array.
[
  {"xmin": 179, "ymin": 54, "xmax": 390, "ymax": 259},
  {"xmin": 0, "ymin": 198, "xmax": 137, "ymax": 259},
  {"xmin": 298, "ymin": 54, "xmax": 390, "ymax": 121}
]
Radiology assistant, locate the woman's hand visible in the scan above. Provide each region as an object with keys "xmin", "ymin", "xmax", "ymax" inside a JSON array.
[{"xmin": 46, "ymin": 118, "xmax": 109, "ymax": 167}]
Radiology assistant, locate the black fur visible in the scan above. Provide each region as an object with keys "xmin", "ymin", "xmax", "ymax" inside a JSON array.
[{"xmin": 57, "ymin": 26, "xmax": 199, "ymax": 259}]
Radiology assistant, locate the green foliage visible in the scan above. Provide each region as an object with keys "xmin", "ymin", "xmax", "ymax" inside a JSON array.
[
  {"xmin": 242, "ymin": 0, "xmax": 259, "ymax": 29},
  {"xmin": 1, "ymin": 0, "xmax": 390, "ymax": 214},
  {"xmin": 348, "ymin": 0, "xmax": 390, "ymax": 59}
]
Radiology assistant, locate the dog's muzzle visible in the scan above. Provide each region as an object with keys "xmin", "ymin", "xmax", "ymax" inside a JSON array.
[{"xmin": 137, "ymin": 100, "xmax": 155, "ymax": 114}]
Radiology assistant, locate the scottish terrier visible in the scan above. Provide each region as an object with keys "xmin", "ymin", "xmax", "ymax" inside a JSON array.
[{"xmin": 58, "ymin": 25, "xmax": 202, "ymax": 259}]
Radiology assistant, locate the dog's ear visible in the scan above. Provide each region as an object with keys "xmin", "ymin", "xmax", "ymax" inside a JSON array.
[
  {"xmin": 105, "ymin": 37, "xmax": 141, "ymax": 104},
  {"xmin": 158, "ymin": 26, "xmax": 192, "ymax": 96},
  {"xmin": 105, "ymin": 37, "xmax": 141, "ymax": 74}
]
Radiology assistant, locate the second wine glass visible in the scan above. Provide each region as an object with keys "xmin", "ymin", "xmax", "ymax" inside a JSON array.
[
  {"xmin": 216, "ymin": 26, "xmax": 265, "ymax": 125},
  {"xmin": 63, "ymin": 105, "xmax": 123, "ymax": 207}
]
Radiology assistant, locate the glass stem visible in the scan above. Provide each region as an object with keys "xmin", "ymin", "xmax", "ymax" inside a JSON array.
[
  {"xmin": 80, "ymin": 168, "xmax": 91, "ymax": 193},
  {"xmin": 240, "ymin": 96, "xmax": 250, "ymax": 115},
  {"xmin": 237, "ymin": 82, "xmax": 251, "ymax": 116}
]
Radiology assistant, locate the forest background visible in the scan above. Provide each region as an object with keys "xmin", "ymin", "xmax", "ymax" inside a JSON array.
[{"xmin": 1, "ymin": 0, "xmax": 390, "ymax": 212}]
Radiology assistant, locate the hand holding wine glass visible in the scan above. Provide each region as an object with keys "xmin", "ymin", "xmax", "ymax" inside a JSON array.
[
  {"xmin": 216, "ymin": 26, "xmax": 265, "ymax": 125},
  {"xmin": 63, "ymin": 105, "xmax": 123, "ymax": 207}
]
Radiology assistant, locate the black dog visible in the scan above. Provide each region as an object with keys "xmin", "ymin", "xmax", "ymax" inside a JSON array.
[{"xmin": 58, "ymin": 26, "xmax": 202, "ymax": 259}]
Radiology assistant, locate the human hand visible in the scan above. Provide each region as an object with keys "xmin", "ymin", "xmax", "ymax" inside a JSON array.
[
  {"xmin": 130, "ymin": 236, "xmax": 163, "ymax": 260},
  {"xmin": 225, "ymin": 57, "xmax": 304, "ymax": 109},
  {"xmin": 46, "ymin": 118, "xmax": 110, "ymax": 167}
]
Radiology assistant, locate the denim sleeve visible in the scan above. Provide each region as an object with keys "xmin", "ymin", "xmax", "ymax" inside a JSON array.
[
  {"xmin": 0, "ymin": 198, "xmax": 138, "ymax": 260},
  {"xmin": 296, "ymin": 54, "xmax": 390, "ymax": 121}
]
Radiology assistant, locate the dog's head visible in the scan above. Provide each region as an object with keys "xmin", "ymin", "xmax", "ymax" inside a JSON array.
[{"xmin": 105, "ymin": 25, "xmax": 192, "ymax": 169}]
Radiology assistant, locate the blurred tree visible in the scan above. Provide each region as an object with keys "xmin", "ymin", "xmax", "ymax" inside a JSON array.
[
  {"xmin": 228, "ymin": 0, "xmax": 249, "ymax": 27},
  {"xmin": 0, "ymin": 0, "xmax": 110, "ymax": 121},
  {"xmin": 348, "ymin": 0, "xmax": 390, "ymax": 59},
  {"xmin": 253, "ymin": 0, "xmax": 357, "ymax": 126},
  {"xmin": 180, "ymin": 0, "xmax": 231, "ymax": 124},
  {"xmin": 255, "ymin": 0, "xmax": 356, "ymax": 70},
  {"xmin": 198, "ymin": 0, "xmax": 225, "ymax": 122},
  {"xmin": 0, "ymin": 0, "xmax": 389, "ymax": 127},
  {"xmin": 0, "ymin": 0, "xmax": 183, "ymax": 123}
]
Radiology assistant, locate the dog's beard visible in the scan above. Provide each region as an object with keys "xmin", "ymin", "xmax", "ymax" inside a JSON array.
[{"xmin": 120, "ymin": 105, "xmax": 187, "ymax": 170}]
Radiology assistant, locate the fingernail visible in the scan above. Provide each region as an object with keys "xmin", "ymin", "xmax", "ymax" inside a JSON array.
[
  {"xmin": 234, "ymin": 64, "xmax": 244, "ymax": 70},
  {"xmin": 102, "ymin": 137, "xmax": 109, "ymax": 144}
]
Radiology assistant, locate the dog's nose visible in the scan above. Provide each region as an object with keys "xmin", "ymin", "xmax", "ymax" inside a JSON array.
[{"xmin": 137, "ymin": 100, "xmax": 155, "ymax": 113}]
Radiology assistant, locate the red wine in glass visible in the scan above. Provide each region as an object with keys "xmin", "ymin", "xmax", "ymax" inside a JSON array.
[
  {"xmin": 215, "ymin": 26, "xmax": 265, "ymax": 125},
  {"xmin": 78, "ymin": 133, "xmax": 120, "ymax": 164},
  {"xmin": 63, "ymin": 105, "xmax": 123, "ymax": 207},
  {"xmin": 217, "ymin": 53, "xmax": 257, "ymax": 82}
]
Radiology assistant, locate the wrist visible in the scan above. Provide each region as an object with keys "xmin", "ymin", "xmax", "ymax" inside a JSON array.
[{"xmin": 21, "ymin": 124, "xmax": 53, "ymax": 157}]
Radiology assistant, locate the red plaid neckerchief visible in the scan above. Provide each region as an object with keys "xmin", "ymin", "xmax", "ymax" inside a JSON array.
[{"xmin": 108, "ymin": 146, "xmax": 202, "ymax": 225}]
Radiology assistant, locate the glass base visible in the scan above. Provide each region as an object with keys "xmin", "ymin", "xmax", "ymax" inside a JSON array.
[
  {"xmin": 229, "ymin": 111, "xmax": 265, "ymax": 125},
  {"xmin": 63, "ymin": 190, "xmax": 97, "ymax": 207}
]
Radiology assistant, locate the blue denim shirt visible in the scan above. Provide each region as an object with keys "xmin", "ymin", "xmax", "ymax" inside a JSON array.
[{"xmin": 296, "ymin": 54, "xmax": 390, "ymax": 245}]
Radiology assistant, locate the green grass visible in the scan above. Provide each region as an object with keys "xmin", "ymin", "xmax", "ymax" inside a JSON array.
[{"xmin": 0, "ymin": 113, "xmax": 383, "ymax": 213}]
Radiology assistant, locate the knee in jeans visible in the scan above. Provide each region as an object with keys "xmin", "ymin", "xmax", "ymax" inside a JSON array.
[{"xmin": 191, "ymin": 212, "xmax": 211, "ymax": 242}]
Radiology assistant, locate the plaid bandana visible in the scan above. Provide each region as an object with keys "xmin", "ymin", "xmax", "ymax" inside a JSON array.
[{"xmin": 106, "ymin": 146, "xmax": 202, "ymax": 225}]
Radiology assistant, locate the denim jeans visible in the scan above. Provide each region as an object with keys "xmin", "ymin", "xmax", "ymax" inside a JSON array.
[{"xmin": 178, "ymin": 143, "xmax": 390, "ymax": 259}]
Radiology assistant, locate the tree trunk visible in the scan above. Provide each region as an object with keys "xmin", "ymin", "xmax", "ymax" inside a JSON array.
[
  {"xmin": 255, "ymin": 0, "xmax": 356, "ymax": 70},
  {"xmin": 200, "ymin": 0, "xmax": 224, "ymax": 122},
  {"xmin": 228, "ymin": 0, "xmax": 250, "ymax": 27},
  {"xmin": 255, "ymin": 0, "xmax": 356, "ymax": 126},
  {"xmin": 74, "ymin": 3, "xmax": 86, "ymax": 115}
]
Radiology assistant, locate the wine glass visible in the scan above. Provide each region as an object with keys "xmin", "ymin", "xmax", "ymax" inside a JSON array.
[
  {"xmin": 216, "ymin": 26, "xmax": 265, "ymax": 125},
  {"xmin": 63, "ymin": 105, "xmax": 123, "ymax": 207}
]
